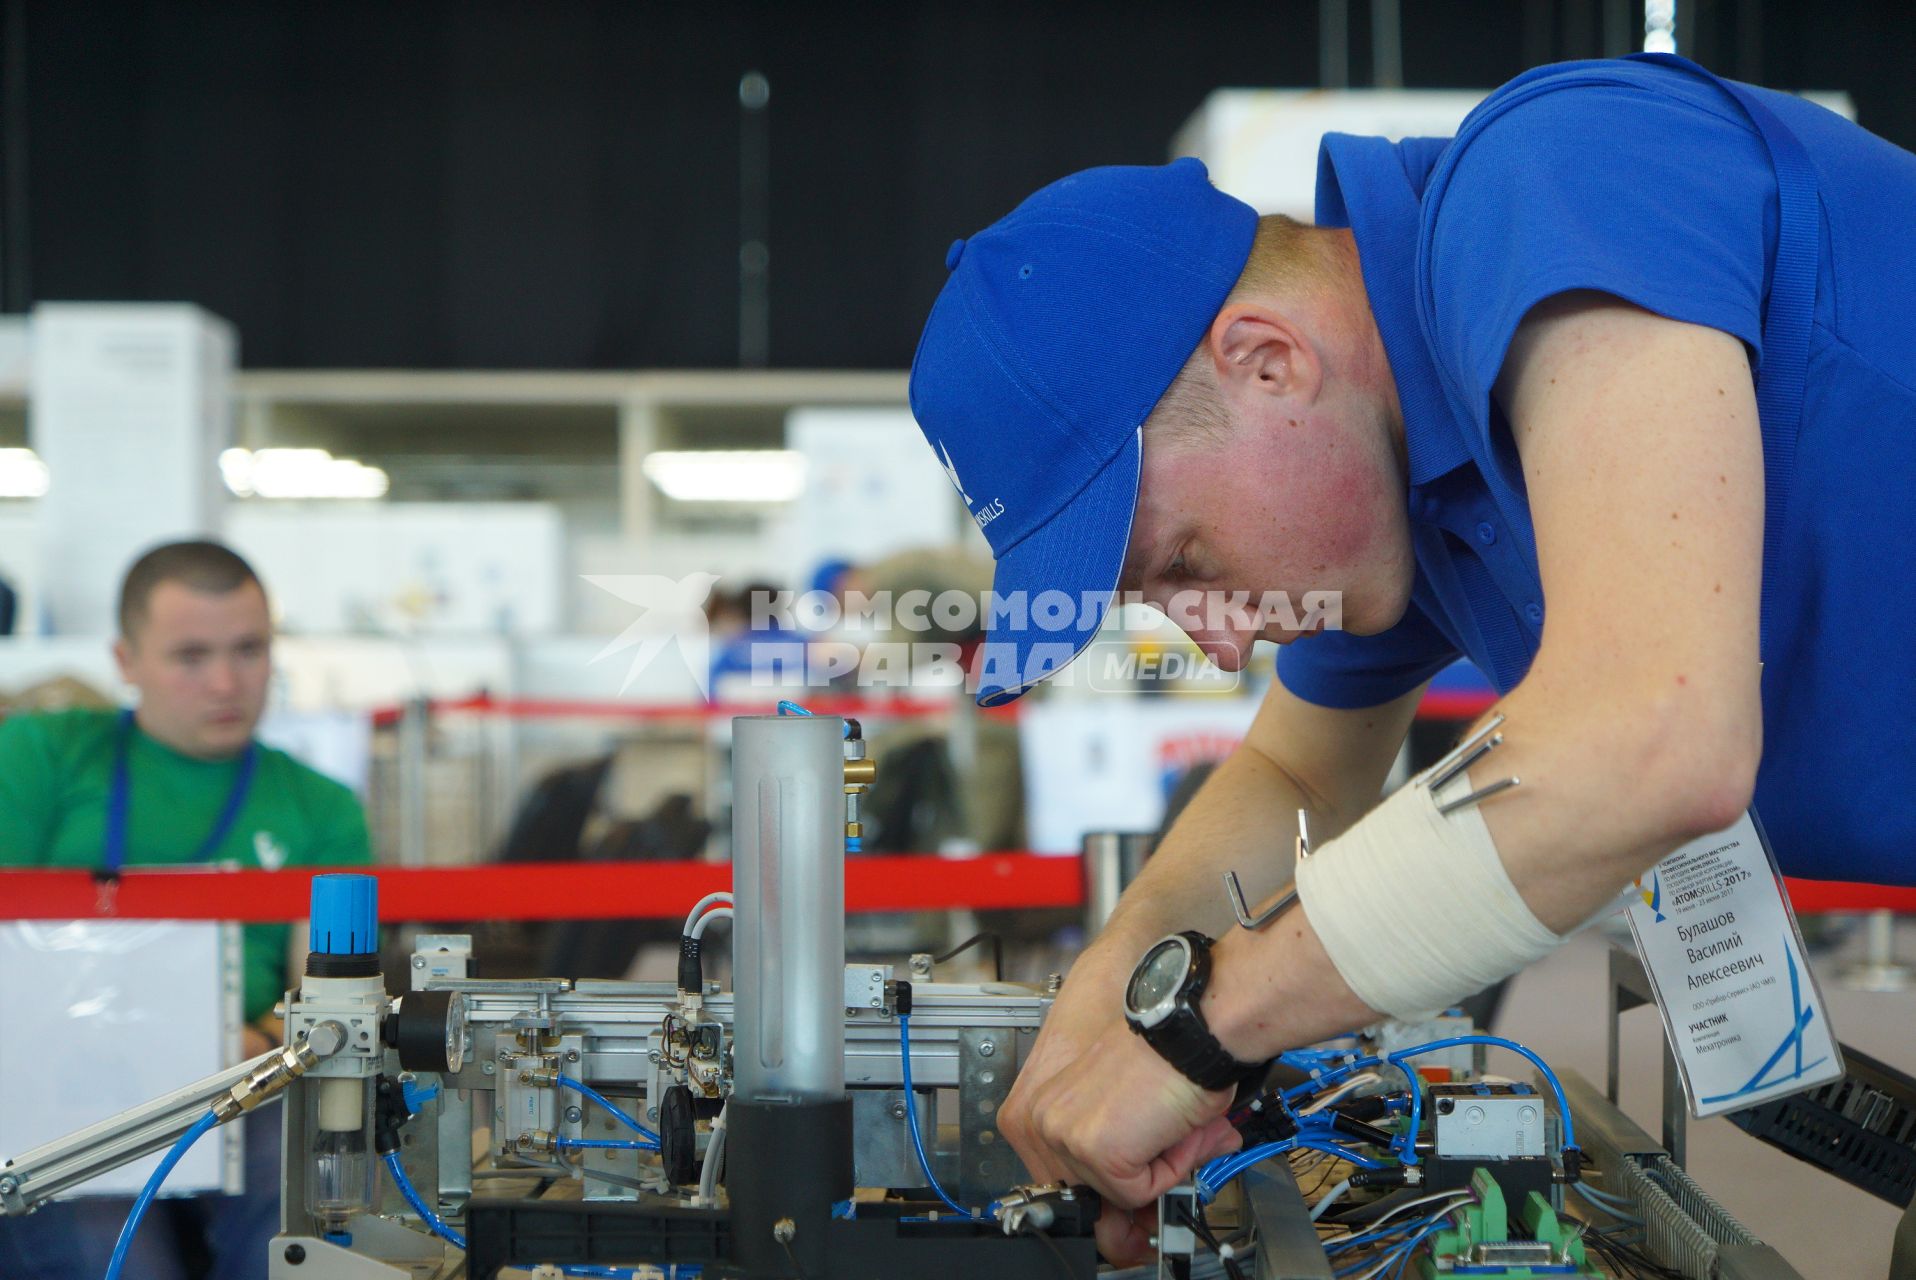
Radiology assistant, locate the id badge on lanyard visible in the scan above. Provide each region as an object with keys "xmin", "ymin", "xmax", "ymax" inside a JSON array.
[{"xmin": 1624, "ymin": 809, "xmax": 1843, "ymax": 1118}]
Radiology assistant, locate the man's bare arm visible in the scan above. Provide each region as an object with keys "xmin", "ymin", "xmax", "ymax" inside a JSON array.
[{"xmin": 1101, "ymin": 676, "xmax": 1426, "ymax": 959}]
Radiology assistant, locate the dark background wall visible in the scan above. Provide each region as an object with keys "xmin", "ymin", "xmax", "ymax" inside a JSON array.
[{"xmin": 1, "ymin": 0, "xmax": 1909, "ymax": 370}]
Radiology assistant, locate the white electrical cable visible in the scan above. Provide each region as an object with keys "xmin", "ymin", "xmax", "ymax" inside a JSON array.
[
  {"xmin": 1298, "ymin": 1073, "xmax": 1379, "ymax": 1115},
  {"xmin": 689, "ymin": 907, "xmax": 732, "ymax": 941},
  {"xmin": 1309, "ymin": 1179, "xmax": 1352, "ymax": 1222},
  {"xmin": 1338, "ymin": 1204, "xmax": 1467, "ymax": 1280},
  {"xmin": 696, "ymin": 1100, "xmax": 729, "ymax": 1206},
  {"xmin": 1295, "ymin": 771, "xmax": 1561, "ymax": 1020},
  {"xmin": 1317, "ymin": 1190, "xmax": 1475, "ymax": 1246},
  {"xmin": 682, "ymin": 893, "xmax": 733, "ymax": 937}
]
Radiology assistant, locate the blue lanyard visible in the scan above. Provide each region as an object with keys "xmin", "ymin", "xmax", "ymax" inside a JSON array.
[{"xmin": 103, "ymin": 709, "xmax": 261, "ymax": 873}]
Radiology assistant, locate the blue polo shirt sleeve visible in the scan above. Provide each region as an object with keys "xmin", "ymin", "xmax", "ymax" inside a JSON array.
[
  {"xmin": 1420, "ymin": 67, "xmax": 1774, "ymax": 434},
  {"xmin": 1277, "ymin": 598, "xmax": 1460, "ymax": 709}
]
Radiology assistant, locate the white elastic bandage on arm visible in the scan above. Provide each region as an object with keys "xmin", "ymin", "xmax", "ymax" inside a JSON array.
[{"xmin": 1294, "ymin": 773, "xmax": 1561, "ymax": 1021}]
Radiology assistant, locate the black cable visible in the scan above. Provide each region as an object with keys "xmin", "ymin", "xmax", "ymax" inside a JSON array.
[
  {"xmin": 932, "ymin": 931, "xmax": 1003, "ymax": 981},
  {"xmin": 1021, "ymin": 1222, "xmax": 1081, "ymax": 1280},
  {"xmin": 1307, "ymin": 1163, "xmax": 1342, "ymax": 1199},
  {"xmin": 1560, "ymin": 1213, "xmax": 1684, "ymax": 1280},
  {"xmin": 1298, "ymin": 1149, "xmax": 1342, "ymax": 1199},
  {"xmin": 1181, "ymin": 1203, "xmax": 1247, "ymax": 1280},
  {"xmin": 1581, "ymin": 1233, "xmax": 1656, "ymax": 1280},
  {"xmin": 779, "ymin": 1237, "xmax": 808, "ymax": 1278}
]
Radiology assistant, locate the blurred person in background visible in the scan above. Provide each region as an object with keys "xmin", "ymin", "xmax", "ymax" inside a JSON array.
[
  {"xmin": 0, "ymin": 539, "xmax": 372, "ymax": 1280},
  {"xmin": 706, "ymin": 577, "xmax": 799, "ymax": 701}
]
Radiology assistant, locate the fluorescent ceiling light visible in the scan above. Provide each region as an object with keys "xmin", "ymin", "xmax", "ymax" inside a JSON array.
[
  {"xmin": 641, "ymin": 450, "xmax": 806, "ymax": 502},
  {"xmin": 222, "ymin": 447, "xmax": 389, "ymax": 500},
  {"xmin": 0, "ymin": 447, "xmax": 50, "ymax": 498}
]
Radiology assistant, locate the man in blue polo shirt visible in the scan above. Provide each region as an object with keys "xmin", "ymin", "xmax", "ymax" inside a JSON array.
[{"xmin": 908, "ymin": 55, "xmax": 1916, "ymax": 1259}]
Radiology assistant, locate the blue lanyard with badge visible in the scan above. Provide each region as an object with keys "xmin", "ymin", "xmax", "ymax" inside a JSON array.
[{"xmin": 102, "ymin": 708, "xmax": 260, "ymax": 873}]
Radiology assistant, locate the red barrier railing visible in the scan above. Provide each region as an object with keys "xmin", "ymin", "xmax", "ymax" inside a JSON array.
[
  {"xmin": 363, "ymin": 687, "xmax": 1496, "ymax": 729},
  {"xmin": 0, "ymin": 855, "xmax": 1083, "ymax": 922},
  {"xmin": 0, "ymin": 859, "xmax": 1907, "ymax": 922},
  {"xmin": 366, "ymin": 694, "xmax": 1018, "ymax": 728}
]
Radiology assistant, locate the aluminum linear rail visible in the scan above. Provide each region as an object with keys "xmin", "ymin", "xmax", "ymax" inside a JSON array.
[{"xmin": 0, "ymin": 1048, "xmax": 279, "ymax": 1216}]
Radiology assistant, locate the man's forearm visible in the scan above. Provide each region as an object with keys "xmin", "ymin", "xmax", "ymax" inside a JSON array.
[
  {"xmin": 1202, "ymin": 671, "xmax": 1762, "ymax": 1062},
  {"xmin": 1089, "ymin": 678, "xmax": 1420, "ymax": 977},
  {"xmin": 1098, "ymin": 742, "xmax": 1320, "ymax": 963}
]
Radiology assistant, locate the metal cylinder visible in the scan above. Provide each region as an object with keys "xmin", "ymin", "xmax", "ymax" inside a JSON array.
[
  {"xmin": 1082, "ymin": 831, "xmax": 1155, "ymax": 938},
  {"xmin": 732, "ymin": 715, "xmax": 846, "ymax": 1103}
]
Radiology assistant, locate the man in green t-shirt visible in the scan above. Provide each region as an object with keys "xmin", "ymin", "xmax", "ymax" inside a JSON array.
[{"xmin": 0, "ymin": 540, "xmax": 372, "ymax": 1280}]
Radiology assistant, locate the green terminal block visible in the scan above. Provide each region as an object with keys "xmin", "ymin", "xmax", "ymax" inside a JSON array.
[{"xmin": 1416, "ymin": 1167, "xmax": 1600, "ymax": 1278}]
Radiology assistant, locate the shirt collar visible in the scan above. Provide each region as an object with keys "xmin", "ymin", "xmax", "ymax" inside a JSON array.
[{"xmin": 1315, "ymin": 133, "xmax": 1471, "ymax": 487}]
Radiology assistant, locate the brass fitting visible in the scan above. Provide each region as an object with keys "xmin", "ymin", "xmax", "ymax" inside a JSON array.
[
  {"xmin": 515, "ymin": 1130, "xmax": 557, "ymax": 1156},
  {"xmin": 213, "ymin": 1039, "xmax": 322, "ymax": 1122}
]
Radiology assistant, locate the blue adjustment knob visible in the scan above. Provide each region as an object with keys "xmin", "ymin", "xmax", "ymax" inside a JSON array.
[{"xmin": 309, "ymin": 874, "xmax": 379, "ymax": 957}]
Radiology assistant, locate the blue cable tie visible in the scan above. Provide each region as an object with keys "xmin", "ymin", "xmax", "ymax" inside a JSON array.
[{"xmin": 402, "ymin": 1079, "xmax": 441, "ymax": 1113}]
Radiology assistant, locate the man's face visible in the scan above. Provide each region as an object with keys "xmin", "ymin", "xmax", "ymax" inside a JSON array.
[
  {"xmin": 114, "ymin": 580, "xmax": 273, "ymax": 759},
  {"xmin": 1120, "ymin": 409, "xmax": 1415, "ymax": 672}
]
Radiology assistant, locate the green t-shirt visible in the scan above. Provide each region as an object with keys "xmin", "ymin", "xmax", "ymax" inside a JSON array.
[{"xmin": 0, "ymin": 707, "xmax": 373, "ymax": 1020}]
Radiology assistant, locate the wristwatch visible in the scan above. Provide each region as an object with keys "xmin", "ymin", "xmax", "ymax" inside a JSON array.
[{"xmin": 1123, "ymin": 931, "xmax": 1265, "ymax": 1092}]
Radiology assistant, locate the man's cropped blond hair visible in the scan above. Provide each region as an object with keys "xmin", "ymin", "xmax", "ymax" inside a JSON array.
[{"xmin": 1146, "ymin": 213, "xmax": 1328, "ymax": 447}]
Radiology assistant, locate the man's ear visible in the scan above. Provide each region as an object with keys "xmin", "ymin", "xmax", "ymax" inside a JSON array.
[
  {"xmin": 111, "ymin": 635, "xmax": 134, "ymax": 684},
  {"xmin": 1207, "ymin": 302, "xmax": 1323, "ymax": 407}
]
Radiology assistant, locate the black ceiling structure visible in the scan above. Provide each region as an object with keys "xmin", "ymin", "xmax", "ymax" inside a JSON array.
[{"xmin": 0, "ymin": 0, "xmax": 1907, "ymax": 371}]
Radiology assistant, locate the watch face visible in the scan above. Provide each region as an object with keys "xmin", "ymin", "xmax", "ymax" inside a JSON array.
[{"xmin": 1126, "ymin": 937, "xmax": 1191, "ymax": 1027}]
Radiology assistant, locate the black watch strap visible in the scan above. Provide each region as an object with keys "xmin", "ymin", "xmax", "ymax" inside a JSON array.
[
  {"xmin": 1125, "ymin": 931, "xmax": 1264, "ymax": 1092},
  {"xmin": 1138, "ymin": 1008, "xmax": 1262, "ymax": 1092}
]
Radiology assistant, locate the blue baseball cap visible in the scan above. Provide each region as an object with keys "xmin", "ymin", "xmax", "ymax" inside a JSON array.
[{"xmin": 908, "ymin": 157, "xmax": 1258, "ymax": 705}]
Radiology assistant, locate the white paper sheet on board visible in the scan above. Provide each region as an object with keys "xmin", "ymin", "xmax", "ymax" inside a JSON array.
[{"xmin": 0, "ymin": 920, "xmax": 242, "ymax": 1197}]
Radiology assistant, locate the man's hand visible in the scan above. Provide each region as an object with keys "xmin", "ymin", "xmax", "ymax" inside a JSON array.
[
  {"xmin": 1000, "ymin": 946, "xmax": 1241, "ymax": 1262},
  {"xmin": 1000, "ymin": 946, "xmax": 1129, "ymax": 1178},
  {"xmin": 998, "ymin": 685, "xmax": 1420, "ymax": 1261},
  {"xmin": 1016, "ymin": 1020, "xmax": 1240, "ymax": 1260}
]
